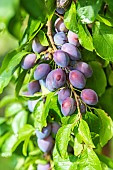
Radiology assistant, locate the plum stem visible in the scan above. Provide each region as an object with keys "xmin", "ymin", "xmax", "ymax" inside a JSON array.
[
  {"xmin": 47, "ymin": 20, "xmax": 57, "ymax": 51},
  {"xmin": 70, "ymin": 84, "xmax": 82, "ymax": 119},
  {"xmin": 55, "ymin": 12, "xmax": 64, "ymax": 20}
]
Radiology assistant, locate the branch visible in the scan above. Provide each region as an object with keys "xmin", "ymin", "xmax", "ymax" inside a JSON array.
[{"xmin": 47, "ymin": 20, "xmax": 57, "ymax": 51}]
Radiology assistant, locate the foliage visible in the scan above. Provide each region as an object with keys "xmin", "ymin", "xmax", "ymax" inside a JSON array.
[{"xmin": 0, "ymin": 0, "xmax": 113, "ymax": 169}]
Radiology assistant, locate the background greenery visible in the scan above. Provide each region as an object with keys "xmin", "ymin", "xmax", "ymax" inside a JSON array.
[{"xmin": 0, "ymin": 0, "xmax": 113, "ymax": 169}]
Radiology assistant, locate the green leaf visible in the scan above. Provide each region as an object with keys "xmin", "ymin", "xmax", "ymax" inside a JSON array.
[
  {"xmin": 105, "ymin": 0, "xmax": 113, "ymax": 13},
  {"xmin": 28, "ymin": 19, "xmax": 41, "ymax": 37},
  {"xmin": 0, "ymin": 0, "xmax": 19, "ymax": 23},
  {"xmin": 0, "ymin": 132, "xmax": 10, "ymax": 149},
  {"xmin": 12, "ymin": 124, "xmax": 34, "ymax": 152},
  {"xmin": 78, "ymin": 147, "xmax": 102, "ymax": 170},
  {"xmin": 12, "ymin": 110, "xmax": 28, "ymax": 134},
  {"xmin": 86, "ymin": 61, "xmax": 107, "ymax": 96},
  {"xmin": 96, "ymin": 14, "xmax": 113, "ymax": 27},
  {"xmin": 15, "ymin": 70, "xmax": 27, "ymax": 96},
  {"xmin": 0, "ymin": 50, "xmax": 29, "ymax": 93},
  {"xmin": 37, "ymin": 30, "xmax": 49, "ymax": 46},
  {"xmin": 34, "ymin": 100, "xmax": 44, "ymax": 131},
  {"xmin": 0, "ymin": 117, "xmax": 6, "ymax": 124},
  {"xmin": 64, "ymin": 2, "xmax": 77, "ymax": 32},
  {"xmin": 78, "ymin": 24, "xmax": 94, "ymax": 51},
  {"xmin": 49, "ymin": 95, "xmax": 62, "ymax": 120},
  {"xmin": 5, "ymin": 103, "xmax": 23, "ymax": 117},
  {"xmin": 34, "ymin": 92, "xmax": 55, "ymax": 131},
  {"xmin": 85, "ymin": 111, "xmax": 100, "ymax": 134},
  {"xmin": 74, "ymin": 137, "xmax": 83, "ymax": 156},
  {"xmin": 97, "ymin": 153, "xmax": 113, "ymax": 169},
  {"xmin": 77, "ymin": 0, "xmax": 103, "ymax": 24},
  {"xmin": 53, "ymin": 145, "xmax": 78, "ymax": 170},
  {"xmin": 44, "ymin": 0, "xmax": 56, "ymax": 20},
  {"xmin": 1, "ymin": 134, "xmax": 18, "ymax": 156},
  {"xmin": 95, "ymin": 109, "xmax": 113, "ymax": 147},
  {"xmin": 20, "ymin": 0, "xmax": 47, "ymax": 22},
  {"xmin": 99, "ymin": 87, "xmax": 113, "ymax": 119},
  {"xmin": 93, "ymin": 22, "xmax": 113, "ymax": 61},
  {"xmin": 78, "ymin": 119, "xmax": 95, "ymax": 148},
  {"xmin": 0, "ymin": 95, "xmax": 18, "ymax": 108},
  {"xmin": 56, "ymin": 124, "xmax": 73, "ymax": 158}
]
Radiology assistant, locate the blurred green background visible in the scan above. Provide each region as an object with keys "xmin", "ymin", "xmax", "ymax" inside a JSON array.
[{"xmin": 0, "ymin": 0, "xmax": 113, "ymax": 169}]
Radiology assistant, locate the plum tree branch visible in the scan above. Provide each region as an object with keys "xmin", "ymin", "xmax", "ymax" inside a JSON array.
[{"xmin": 47, "ymin": 20, "xmax": 57, "ymax": 51}]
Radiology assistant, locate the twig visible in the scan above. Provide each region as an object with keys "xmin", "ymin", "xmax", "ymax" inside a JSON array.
[
  {"xmin": 47, "ymin": 20, "xmax": 57, "ymax": 51},
  {"xmin": 55, "ymin": 12, "xmax": 64, "ymax": 20},
  {"xmin": 70, "ymin": 84, "xmax": 82, "ymax": 120}
]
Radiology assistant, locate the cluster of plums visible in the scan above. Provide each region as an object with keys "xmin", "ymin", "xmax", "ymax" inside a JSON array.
[
  {"xmin": 20, "ymin": 2, "xmax": 98, "ymax": 169},
  {"xmin": 36, "ymin": 122, "xmax": 60, "ymax": 170},
  {"xmin": 21, "ymin": 16, "xmax": 98, "ymax": 117}
]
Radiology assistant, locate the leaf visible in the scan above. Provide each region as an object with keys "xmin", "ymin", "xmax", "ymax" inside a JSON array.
[
  {"xmin": 64, "ymin": 1, "xmax": 78, "ymax": 33},
  {"xmin": 12, "ymin": 124, "xmax": 34, "ymax": 152},
  {"xmin": 85, "ymin": 111, "xmax": 100, "ymax": 134},
  {"xmin": 0, "ymin": 50, "xmax": 29, "ymax": 93},
  {"xmin": 99, "ymin": 87, "xmax": 113, "ymax": 119},
  {"xmin": 96, "ymin": 14, "xmax": 113, "ymax": 27},
  {"xmin": 78, "ymin": 119, "xmax": 95, "ymax": 148},
  {"xmin": 15, "ymin": 70, "xmax": 27, "ymax": 96},
  {"xmin": 74, "ymin": 137, "xmax": 83, "ymax": 156},
  {"xmin": 53, "ymin": 145, "xmax": 78, "ymax": 170},
  {"xmin": 86, "ymin": 61, "xmax": 107, "ymax": 96},
  {"xmin": 37, "ymin": 30, "xmax": 49, "ymax": 46},
  {"xmin": 95, "ymin": 109, "xmax": 113, "ymax": 147},
  {"xmin": 49, "ymin": 95, "xmax": 62, "ymax": 121},
  {"xmin": 0, "ymin": 117, "xmax": 6, "ymax": 124},
  {"xmin": 56, "ymin": 124, "xmax": 73, "ymax": 158},
  {"xmin": 5, "ymin": 103, "xmax": 23, "ymax": 117},
  {"xmin": 12, "ymin": 110, "xmax": 28, "ymax": 134},
  {"xmin": 78, "ymin": 147, "xmax": 102, "ymax": 170},
  {"xmin": 1, "ymin": 134, "xmax": 18, "ymax": 156},
  {"xmin": 78, "ymin": 23, "xmax": 94, "ymax": 51},
  {"xmin": 93, "ymin": 22, "xmax": 113, "ymax": 61},
  {"xmin": 44, "ymin": 0, "xmax": 56, "ymax": 20},
  {"xmin": 0, "ymin": 95, "xmax": 18, "ymax": 108},
  {"xmin": 0, "ymin": 0, "xmax": 19, "ymax": 23},
  {"xmin": 97, "ymin": 153, "xmax": 113, "ymax": 169},
  {"xmin": 20, "ymin": 0, "xmax": 47, "ymax": 21},
  {"xmin": 34, "ymin": 92, "xmax": 54, "ymax": 131},
  {"xmin": 105, "ymin": 0, "xmax": 113, "ymax": 13},
  {"xmin": 34, "ymin": 100, "xmax": 44, "ymax": 131},
  {"xmin": 77, "ymin": 0, "xmax": 103, "ymax": 24}
]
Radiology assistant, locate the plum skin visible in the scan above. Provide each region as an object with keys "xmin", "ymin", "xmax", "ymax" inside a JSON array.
[
  {"xmin": 69, "ymin": 70, "xmax": 86, "ymax": 89},
  {"xmin": 58, "ymin": 88, "xmax": 71, "ymax": 105},
  {"xmin": 37, "ymin": 163, "xmax": 50, "ymax": 170},
  {"xmin": 32, "ymin": 38, "xmax": 47, "ymax": 53},
  {"xmin": 37, "ymin": 135, "xmax": 54, "ymax": 153},
  {"xmin": 51, "ymin": 122, "xmax": 60, "ymax": 135},
  {"xmin": 81, "ymin": 89, "xmax": 98, "ymax": 105},
  {"xmin": 34, "ymin": 64, "xmax": 51, "ymax": 80},
  {"xmin": 75, "ymin": 62, "xmax": 93, "ymax": 78},
  {"xmin": 61, "ymin": 97, "xmax": 76, "ymax": 116},
  {"xmin": 54, "ymin": 32, "xmax": 67, "ymax": 46},
  {"xmin": 21, "ymin": 53, "xmax": 36, "ymax": 70},
  {"xmin": 36, "ymin": 124, "xmax": 51, "ymax": 139},
  {"xmin": 67, "ymin": 30, "xmax": 79, "ymax": 46},
  {"xmin": 61, "ymin": 43, "xmax": 81, "ymax": 61},
  {"xmin": 46, "ymin": 68, "xmax": 66, "ymax": 91},
  {"xmin": 28, "ymin": 80, "xmax": 41, "ymax": 95},
  {"xmin": 53, "ymin": 50, "xmax": 70, "ymax": 67}
]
